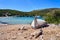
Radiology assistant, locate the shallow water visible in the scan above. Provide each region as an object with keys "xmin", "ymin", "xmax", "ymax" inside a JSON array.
[{"xmin": 0, "ymin": 16, "xmax": 43, "ymax": 24}]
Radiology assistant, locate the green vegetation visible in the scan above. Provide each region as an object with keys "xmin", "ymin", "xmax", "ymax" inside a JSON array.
[{"xmin": 0, "ymin": 8, "xmax": 60, "ymax": 24}]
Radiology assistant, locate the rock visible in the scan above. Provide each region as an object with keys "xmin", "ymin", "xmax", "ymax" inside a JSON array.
[
  {"xmin": 18, "ymin": 28, "xmax": 20, "ymax": 30},
  {"xmin": 49, "ymin": 24, "xmax": 57, "ymax": 27},
  {"xmin": 56, "ymin": 33, "xmax": 60, "ymax": 37},
  {"xmin": 20, "ymin": 26, "xmax": 25, "ymax": 30},
  {"xmin": 39, "ymin": 35, "xmax": 43, "ymax": 40},
  {"xmin": 1, "ymin": 32, "xmax": 4, "ymax": 35},
  {"xmin": 20, "ymin": 26, "xmax": 27, "ymax": 30},
  {"xmin": 24, "ymin": 36, "xmax": 27, "ymax": 38},
  {"xmin": 30, "ymin": 29, "xmax": 43, "ymax": 38},
  {"xmin": 11, "ymin": 36, "xmax": 16, "ymax": 39},
  {"xmin": 31, "ymin": 19, "xmax": 47, "ymax": 29},
  {"xmin": 29, "ymin": 36, "xmax": 32, "ymax": 39},
  {"xmin": 57, "ymin": 24, "xmax": 60, "ymax": 27}
]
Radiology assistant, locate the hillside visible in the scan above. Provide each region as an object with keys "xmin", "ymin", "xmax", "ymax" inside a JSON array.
[
  {"xmin": 29, "ymin": 8, "xmax": 60, "ymax": 16},
  {"xmin": 0, "ymin": 8, "xmax": 60, "ymax": 16},
  {"xmin": 30, "ymin": 8, "xmax": 60, "ymax": 24},
  {"xmin": 0, "ymin": 8, "xmax": 60, "ymax": 24},
  {"xmin": 0, "ymin": 9, "xmax": 26, "ymax": 16}
]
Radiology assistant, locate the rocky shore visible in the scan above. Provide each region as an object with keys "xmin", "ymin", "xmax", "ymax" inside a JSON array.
[{"xmin": 0, "ymin": 24, "xmax": 60, "ymax": 40}]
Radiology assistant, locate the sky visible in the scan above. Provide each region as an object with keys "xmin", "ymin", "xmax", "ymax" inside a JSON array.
[{"xmin": 0, "ymin": 0, "xmax": 60, "ymax": 12}]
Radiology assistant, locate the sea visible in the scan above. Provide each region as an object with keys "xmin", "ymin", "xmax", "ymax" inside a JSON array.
[{"xmin": 0, "ymin": 16, "xmax": 44, "ymax": 24}]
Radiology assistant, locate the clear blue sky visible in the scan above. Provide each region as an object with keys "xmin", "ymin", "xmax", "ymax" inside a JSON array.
[{"xmin": 0, "ymin": 0, "xmax": 60, "ymax": 12}]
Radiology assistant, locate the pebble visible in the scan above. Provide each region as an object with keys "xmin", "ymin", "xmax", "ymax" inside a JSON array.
[{"xmin": 11, "ymin": 36, "xmax": 16, "ymax": 39}]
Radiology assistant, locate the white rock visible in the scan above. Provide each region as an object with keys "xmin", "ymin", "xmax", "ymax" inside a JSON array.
[
  {"xmin": 20, "ymin": 26, "xmax": 25, "ymax": 30},
  {"xmin": 31, "ymin": 19, "xmax": 47, "ymax": 29}
]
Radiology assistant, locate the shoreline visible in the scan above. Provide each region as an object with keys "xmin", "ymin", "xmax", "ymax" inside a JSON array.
[{"xmin": 0, "ymin": 23, "xmax": 60, "ymax": 40}]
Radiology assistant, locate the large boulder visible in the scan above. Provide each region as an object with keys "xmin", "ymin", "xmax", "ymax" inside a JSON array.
[{"xmin": 31, "ymin": 19, "xmax": 47, "ymax": 29}]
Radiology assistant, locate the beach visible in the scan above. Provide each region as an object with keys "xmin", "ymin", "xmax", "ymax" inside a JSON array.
[{"xmin": 0, "ymin": 24, "xmax": 60, "ymax": 40}]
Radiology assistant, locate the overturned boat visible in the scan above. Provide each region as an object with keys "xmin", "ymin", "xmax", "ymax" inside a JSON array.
[{"xmin": 31, "ymin": 16, "xmax": 47, "ymax": 29}]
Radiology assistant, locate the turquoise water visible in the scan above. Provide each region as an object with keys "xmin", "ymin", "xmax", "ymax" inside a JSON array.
[{"xmin": 0, "ymin": 16, "xmax": 43, "ymax": 24}]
